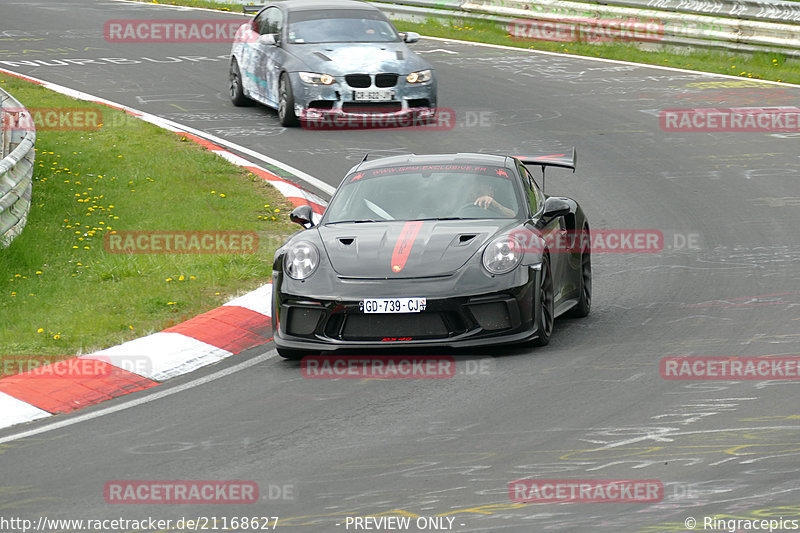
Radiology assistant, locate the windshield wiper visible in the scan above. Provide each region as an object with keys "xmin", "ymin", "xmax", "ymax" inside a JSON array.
[
  {"xmin": 325, "ymin": 219, "xmax": 377, "ymax": 224},
  {"xmin": 414, "ymin": 217, "xmax": 466, "ymax": 221}
]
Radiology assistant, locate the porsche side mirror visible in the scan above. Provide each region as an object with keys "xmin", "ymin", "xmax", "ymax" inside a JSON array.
[
  {"xmin": 542, "ymin": 197, "xmax": 571, "ymax": 219},
  {"xmin": 403, "ymin": 31, "xmax": 420, "ymax": 43},
  {"xmin": 258, "ymin": 33, "xmax": 277, "ymax": 46},
  {"xmin": 290, "ymin": 205, "xmax": 315, "ymax": 228}
]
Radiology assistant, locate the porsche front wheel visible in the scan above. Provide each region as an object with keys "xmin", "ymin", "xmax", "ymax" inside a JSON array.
[{"xmin": 532, "ymin": 254, "xmax": 554, "ymax": 347}]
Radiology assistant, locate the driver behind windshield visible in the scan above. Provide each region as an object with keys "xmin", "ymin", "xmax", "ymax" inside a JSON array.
[{"xmin": 469, "ymin": 181, "xmax": 516, "ymax": 217}]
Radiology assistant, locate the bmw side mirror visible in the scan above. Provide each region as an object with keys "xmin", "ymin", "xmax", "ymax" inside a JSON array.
[
  {"xmin": 542, "ymin": 197, "xmax": 571, "ymax": 219},
  {"xmin": 258, "ymin": 33, "xmax": 277, "ymax": 46},
  {"xmin": 403, "ymin": 31, "xmax": 420, "ymax": 43},
  {"xmin": 290, "ymin": 205, "xmax": 315, "ymax": 228}
]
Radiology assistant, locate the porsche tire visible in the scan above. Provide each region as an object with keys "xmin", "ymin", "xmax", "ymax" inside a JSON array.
[
  {"xmin": 532, "ymin": 254, "xmax": 554, "ymax": 347},
  {"xmin": 565, "ymin": 226, "xmax": 591, "ymax": 318}
]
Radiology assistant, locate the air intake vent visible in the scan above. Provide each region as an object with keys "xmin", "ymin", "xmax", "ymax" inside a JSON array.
[
  {"xmin": 345, "ymin": 74, "xmax": 371, "ymax": 88},
  {"xmin": 375, "ymin": 73, "xmax": 398, "ymax": 88}
]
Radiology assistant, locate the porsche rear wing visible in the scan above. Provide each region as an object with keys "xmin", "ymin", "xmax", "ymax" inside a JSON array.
[
  {"xmin": 516, "ymin": 148, "xmax": 576, "ymax": 173},
  {"xmin": 515, "ymin": 148, "xmax": 576, "ymax": 193},
  {"xmin": 242, "ymin": 5, "xmax": 265, "ymax": 14}
]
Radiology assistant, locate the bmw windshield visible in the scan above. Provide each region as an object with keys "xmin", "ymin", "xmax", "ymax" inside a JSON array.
[
  {"xmin": 323, "ymin": 164, "xmax": 524, "ymax": 223},
  {"xmin": 287, "ymin": 10, "xmax": 400, "ymax": 44}
]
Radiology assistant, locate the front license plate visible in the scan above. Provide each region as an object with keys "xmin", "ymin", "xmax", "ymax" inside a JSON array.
[
  {"xmin": 353, "ymin": 89, "xmax": 395, "ymax": 101},
  {"xmin": 361, "ymin": 298, "xmax": 426, "ymax": 313}
]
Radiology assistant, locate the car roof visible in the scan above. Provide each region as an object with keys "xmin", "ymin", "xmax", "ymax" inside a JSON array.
[
  {"xmin": 268, "ymin": 0, "xmax": 379, "ymax": 12},
  {"xmin": 355, "ymin": 153, "xmax": 514, "ymax": 172}
]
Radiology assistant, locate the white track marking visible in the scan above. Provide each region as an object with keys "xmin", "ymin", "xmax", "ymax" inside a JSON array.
[
  {"xmin": 0, "ymin": 393, "xmax": 51, "ymax": 429},
  {"xmin": 224, "ymin": 284, "xmax": 273, "ymax": 316},
  {"xmin": 0, "ymin": 349, "xmax": 279, "ymax": 444},
  {"xmin": 84, "ymin": 332, "xmax": 233, "ymax": 382}
]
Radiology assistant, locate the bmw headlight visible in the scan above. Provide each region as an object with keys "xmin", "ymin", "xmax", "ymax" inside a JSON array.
[
  {"xmin": 285, "ymin": 241, "xmax": 319, "ymax": 280},
  {"xmin": 406, "ymin": 69, "xmax": 432, "ymax": 83},
  {"xmin": 298, "ymin": 72, "xmax": 335, "ymax": 85},
  {"xmin": 482, "ymin": 235, "xmax": 522, "ymax": 275}
]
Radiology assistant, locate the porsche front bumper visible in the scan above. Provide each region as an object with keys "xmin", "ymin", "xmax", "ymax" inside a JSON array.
[{"xmin": 272, "ymin": 266, "xmax": 544, "ymax": 353}]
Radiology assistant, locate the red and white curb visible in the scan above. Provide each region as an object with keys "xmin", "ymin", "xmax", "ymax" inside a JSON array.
[{"xmin": 0, "ymin": 68, "xmax": 329, "ymax": 431}]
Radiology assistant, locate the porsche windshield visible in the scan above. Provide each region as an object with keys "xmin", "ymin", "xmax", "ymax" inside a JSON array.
[
  {"xmin": 287, "ymin": 10, "xmax": 400, "ymax": 43},
  {"xmin": 324, "ymin": 164, "xmax": 523, "ymax": 223}
]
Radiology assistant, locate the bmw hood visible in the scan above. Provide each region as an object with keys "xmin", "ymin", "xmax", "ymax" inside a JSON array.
[
  {"xmin": 317, "ymin": 220, "xmax": 514, "ymax": 278},
  {"xmin": 289, "ymin": 42, "xmax": 430, "ymax": 75}
]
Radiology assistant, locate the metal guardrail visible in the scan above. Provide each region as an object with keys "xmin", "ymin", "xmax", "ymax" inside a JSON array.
[
  {"xmin": 213, "ymin": 0, "xmax": 800, "ymax": 57},
  {"xmin": 0, "ymin": 88, "xmax": 36, "ymax": 248},
  {"xmin": 371, "ymin": 0, "xmax": 800, "ymax": 57},
  {"xmin": 608, "ymin": 0, "xmax": 800, "ymax": 24}
]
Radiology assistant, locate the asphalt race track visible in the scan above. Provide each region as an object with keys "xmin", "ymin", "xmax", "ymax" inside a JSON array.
[{"xmin": 2, "ymin": 0, "xmax": 800, "ymax": 531}]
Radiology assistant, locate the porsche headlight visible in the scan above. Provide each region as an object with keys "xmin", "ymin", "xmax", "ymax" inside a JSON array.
[
  {"xmin": 482, "ymin": 235, "xmax": 522, "ymax": 275},
  {"xmin": 285, "ymin": 241, "xmax": 319, "ymax": 280},
  {"xmin": 406, "ymin": 69, "xmax": 432, "ymax": 83},
  {"xmin": 298, "ymin": 72, "xmax": 335, "ymax": 85}
]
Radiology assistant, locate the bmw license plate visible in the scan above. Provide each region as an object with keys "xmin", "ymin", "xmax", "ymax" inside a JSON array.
[
  {"xmin": 353, "ymin": 89, "xmax": 395, "ymax": 101},
  {"xmin": 361, "ymin": 298, "xmax": 426, "ymax": 313}
]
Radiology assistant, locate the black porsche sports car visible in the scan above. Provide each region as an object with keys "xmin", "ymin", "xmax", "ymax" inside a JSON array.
[{"xmin": 272, "ymin": 151, "xmax": 591, "ymax": 358}]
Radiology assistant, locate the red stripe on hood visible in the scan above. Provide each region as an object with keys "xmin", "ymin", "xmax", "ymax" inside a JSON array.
[{"xmin": 391, "ymin": 221, "xmax": 423, "ymax": 273}]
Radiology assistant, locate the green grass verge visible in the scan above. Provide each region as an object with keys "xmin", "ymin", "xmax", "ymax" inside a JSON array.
[
  {"xmin": 0, "ymin": 74, "xmax": 297, "ymax": 365},
  {"xmin": 139, "ymin": 0, "xmax": 800, "ymax": 85}
]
